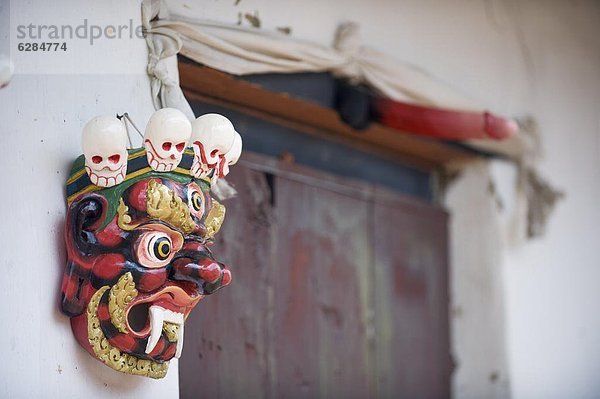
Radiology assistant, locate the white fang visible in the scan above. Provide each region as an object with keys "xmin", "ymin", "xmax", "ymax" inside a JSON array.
[{"xmin": 145, "ymin": 305, "xmax": 185, "ymax": 355}]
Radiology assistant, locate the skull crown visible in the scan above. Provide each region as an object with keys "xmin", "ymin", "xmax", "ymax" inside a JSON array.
[
  {"xmin": 144, "ymin": 108, "xmax": 192, "ymax": 172},
  {"xmin": 82, "ymin": 115, "xmax": 129, "ymax": 188},
  {"xmin": 80, "ymin": 109, "xmax": 242, "ymax": 190}
]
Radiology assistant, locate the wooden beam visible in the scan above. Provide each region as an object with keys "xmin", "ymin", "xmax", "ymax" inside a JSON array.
[{"xmin": 178, "ymin": 62, "xmax": 477, "ymax": 170}]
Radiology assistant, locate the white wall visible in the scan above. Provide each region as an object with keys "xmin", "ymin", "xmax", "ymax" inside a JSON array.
[
  {"xmin": 166, "ymin": 0, "xmax": 600, "ymax": 398},
  {"xmin": 494, "ymin": 3, "xmax": 600, "ymax": 398},
  {"xmin": 0, "ymin": 1, "xmax": 179, "ymax": 397},
  {"xmin": 446, "ymin": 161, "xmax": 511, "ymax": 399}
]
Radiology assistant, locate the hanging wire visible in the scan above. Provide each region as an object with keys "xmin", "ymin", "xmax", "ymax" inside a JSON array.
[
  {"xmin": 123, "ymin": 113, "xmax": 144, "ymax": 139},
  {"xmin": 117, "ymin": 114, "xmax": 133, "ymax": 149},
  {"xmin": 116, "ymin": 112, "xmax": 144, "ymax": 148}
]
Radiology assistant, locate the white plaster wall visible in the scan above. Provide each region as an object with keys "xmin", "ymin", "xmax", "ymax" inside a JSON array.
[
  {"xmin": 446, "ymin": 161, "xmax": 511, "ymax": 399},
  {"xmin": 166, "ymin": 1, "xmax": 600, "ymax": 398},
  {"xmin": 492, "ymin": 4, "xmax": 600, "ymax": 398},
  {"xmin": 0, "ymin": 1, "xmax": 180, "ymax": 397}
]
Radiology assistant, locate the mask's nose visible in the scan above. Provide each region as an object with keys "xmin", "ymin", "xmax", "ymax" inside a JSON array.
[{"xmin": 170, "ymin": 243, "xmax": 232, "ymax": 295}]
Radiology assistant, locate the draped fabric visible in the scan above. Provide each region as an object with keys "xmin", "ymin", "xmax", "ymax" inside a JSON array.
[
  {"xmin": 142, "ymin": 0, "xmax": 194, "ymax": 120},
  {"xmin": 142, "ymin": 0, "xmax": 480, "ymax": 116}
]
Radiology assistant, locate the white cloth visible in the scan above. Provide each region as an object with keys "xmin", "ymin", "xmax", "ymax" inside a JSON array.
[
  {"xmin": 142, "ymin": 0, "xmax": 479, "ymax": 113},
  {"xmin": 142, "ymin": 0, "xmax": 194, "ymax": 120}
]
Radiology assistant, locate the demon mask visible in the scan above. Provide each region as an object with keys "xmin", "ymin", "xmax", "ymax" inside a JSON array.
[{"xmin": 61, "ymin": 111, "xmax": 240, "ymax": 379}]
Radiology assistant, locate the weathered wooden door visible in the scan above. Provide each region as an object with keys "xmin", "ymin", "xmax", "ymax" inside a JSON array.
[{"xmin": 180, "ymin": 153, "xmax": 451, "ymax": 399}]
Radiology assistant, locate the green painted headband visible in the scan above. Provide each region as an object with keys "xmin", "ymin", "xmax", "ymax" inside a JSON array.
[{"xmin": 66, "ymin": 147, "xmax": 211, "ymax": 205}]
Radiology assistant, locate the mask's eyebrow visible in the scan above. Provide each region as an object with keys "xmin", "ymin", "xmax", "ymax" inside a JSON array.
[{"xmin": 146, "ymin": 180, "xmax": 196, "ymax": 234}]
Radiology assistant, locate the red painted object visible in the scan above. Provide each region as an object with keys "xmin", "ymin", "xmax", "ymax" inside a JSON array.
[
  {"xmin": 62, "ymin": 158, "xmax": 232, "ymax": 379},
  {"xmin": 374, "ymin": 98, "xmax": 518, "ymax": 141}
]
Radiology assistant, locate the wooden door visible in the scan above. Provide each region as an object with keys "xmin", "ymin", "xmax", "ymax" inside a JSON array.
[{"xmin": 179, "ymin": 153, "xmax": 451, "ymax": 399}]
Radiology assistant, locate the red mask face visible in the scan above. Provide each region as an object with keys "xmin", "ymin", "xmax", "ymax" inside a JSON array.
[{"xmin": 61, "ymin": 177, "xmax": 231, "ymax": 378}]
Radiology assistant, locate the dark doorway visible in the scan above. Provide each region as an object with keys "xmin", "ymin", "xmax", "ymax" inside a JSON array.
[{"xmin": 179, "ymin": 152, "xmax": 451, "ymax": 398}]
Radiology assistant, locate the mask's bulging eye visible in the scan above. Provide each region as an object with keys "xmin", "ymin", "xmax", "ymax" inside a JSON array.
[
  {"xmin": 191, "ymin": 192, "xmax": 202, "ymax": 212},
  {"xmin": 187, "ymin": 185, "xmax": 205, "ymax": 217},
  {"xmin": 151, "ymin": 236, "xmax": 172, "ymax": 261},
  {"xmin": 137, "ymin": 231, "xmax": 175, "ymax": 268}
]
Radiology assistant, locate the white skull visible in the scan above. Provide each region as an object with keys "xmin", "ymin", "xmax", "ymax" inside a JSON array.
[
  {"xmin": 189, "ymin": 114, "xmax": 236, "ymax": 179},
  {"xmin": 144, "ymin": 108, "xmax": 192, "ymax": 172},
  {"xmin": 217, "ymin": 132, "xmax": 243, "ymax": 178},
  {"xmin": 82, "ymin": 116, "xmax": 128, "ymax": 188}
]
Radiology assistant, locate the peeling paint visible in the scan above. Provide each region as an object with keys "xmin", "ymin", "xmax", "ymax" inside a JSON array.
[{"xmin": 244, "ymin": 11, "xmax": 261, "ymax": 28}]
